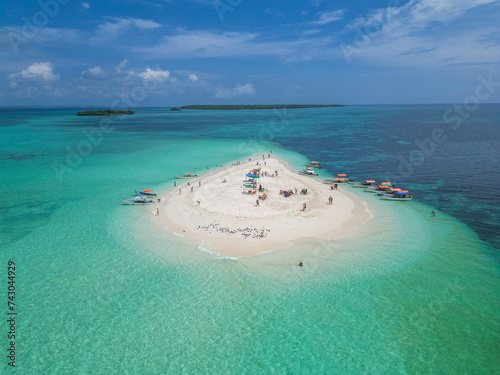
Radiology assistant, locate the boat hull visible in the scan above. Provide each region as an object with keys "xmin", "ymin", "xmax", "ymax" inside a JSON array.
[
  {"xmin": 380, "ymin": 196, "xmax": 412, "ymax": 201},
  {"xmin": 299, "ymin": 171, "xmax": 318, "ymax": 177},
  {"xmin": 122, "ymin": 200, "xmax": 153, "ymax": 205}
]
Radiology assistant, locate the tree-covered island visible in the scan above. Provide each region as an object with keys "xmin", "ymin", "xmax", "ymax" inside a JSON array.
[
  {"xmin": 179, "ymin": 104, "xmax": 344, "ymax": 110},
  {"xmin": 76, "ymin": 109, "xmax": 135, "ymax": 116}
]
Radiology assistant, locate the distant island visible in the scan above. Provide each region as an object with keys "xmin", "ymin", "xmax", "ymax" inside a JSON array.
[
  {"xmin": 179, "ymin": 104, "xmax": 344, "ymax": 110},
  {"xmin": 76, "ymin": 109, "xmax": 134, "ymax": 116},
  {"xmin": 170, "ymin": 107, "xmax": 181, "ymax": 111}
]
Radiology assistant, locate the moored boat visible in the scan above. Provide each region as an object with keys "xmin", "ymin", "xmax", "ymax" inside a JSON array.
[
  {"xmin": 305, "ymin": 161, "xmax": 322, "ymax": 168},
  {"xmin": 299, "ymin": 168, "xmax": 319, "ymax": 177},
  {"xmin": 353, "ymin": 179, "xmax": 377, "ymax": 188},
  {"xmin": 175, "ymin": 172, "xmax": 198, "ymax": 178},
  {"xmin": 135, "ymin": 189, "xmax": 157, "ymax": 197},
  {"xmin": 122, "ymin": 196, "xmax": 154, "ymax": 205},
  {"xmin": 366, "ymin": 185, "xmax": 392, "ymax": 193},
  {"xmin": 381, "ymin": 191, "xmax": 413, "ymax": 200}
]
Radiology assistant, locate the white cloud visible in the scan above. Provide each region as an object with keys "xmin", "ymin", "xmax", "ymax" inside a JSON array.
[
  {"xmin": 81, "ymin": 66, "xmax": 105, "ymax": 79},
  {"xmin": 93, "ymin": 17, "xmax": 162, "ymax": 43},
  {"xmin": 139, "ymin": 68, "xmax": 170, "ymax": 82},
  {"xmin": 115, "ymin": 59, "xmax": 129, "ymax": 74},
  {"xmin": 81, "ymin": 2, "xmax": 90, "ymax": 10},
  {"xmin": 9, "ymin": 62, "xmax": 59, "ymax": 81},
  {"xmin": 340, "ymin": 0, "xmax": 500, "ymax": 66},
  {"xmin": 215, "ymin": 83, "xmax": 254, "ymax": 98},
  {"xmin": 188, "ymin": 74, "xmax": 199, "ymax": 82},
  {"xmin": 313, "ymin": 9, "xmax": 346, "ymax": 25},
  {"xmin": 133, "ymin": 30, "xmax": 326, "ymax": 59}
]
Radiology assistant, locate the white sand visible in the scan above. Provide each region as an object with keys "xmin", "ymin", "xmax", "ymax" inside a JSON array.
[{"xmin": 155, "ymin": 157, "xmax": 373, "ymax": 257}]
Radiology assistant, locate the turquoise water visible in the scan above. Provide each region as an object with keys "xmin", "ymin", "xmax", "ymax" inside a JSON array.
[{"xmin": 1, "ymin": 107, "xmax": 499, "ymax": 374}]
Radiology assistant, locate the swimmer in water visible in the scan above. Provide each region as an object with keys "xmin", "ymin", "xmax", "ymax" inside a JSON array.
[
  {"xmin": 299, "ymin": 261, "xmax": 303, "ymax": 267},
  {"xmin": 432, "ymin": 210, "xmax": 436, "ymax": 216}
]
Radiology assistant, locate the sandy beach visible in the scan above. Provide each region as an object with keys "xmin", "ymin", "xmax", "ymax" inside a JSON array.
[{"xmin": 155, "ymin": 157, "xmax": 373, "ymax": 257}]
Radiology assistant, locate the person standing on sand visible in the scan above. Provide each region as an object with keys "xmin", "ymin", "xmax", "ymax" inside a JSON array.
[
  {"xmin": 197, "ymin": 200, "xmax": 200, "ymax": 206},
  {"xmin": 303, "ymin": 202, "xmax": 307, "ymax": 211},
  {"xmin": 156, "ymin": 207, "xmax": 159, "ymax": 216},
  {"xmin": 256, "ymin": 200, "xmax": 259, "ymax": 206},
  {"xmin": 179, "ymin": 188, "xmax": 181, "ymax": 195},
  {"xmin": 199, "ymin": 181, "xmax": 201, "ymax": 187},
  {"xmin": 191, "ymin": 186, "xmax": 193, "ymax": 192}
]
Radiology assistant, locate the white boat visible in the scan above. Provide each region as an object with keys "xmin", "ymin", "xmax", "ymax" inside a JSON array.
[
  {"xmin": 122, "ymin": 196, "xmax": 154, "ymax": 205},
  {"xmin": 299, "ymin": 169, "xmax": 318, "ymax": 177},
  {"xmin": 381, "ymin": 191, "xmax": 412, "ymax": 201},
  {"xmin": 377, "ymin": 188, "xmax": 402, "ymax": 196},
  {"xmin": 353, "ymin": 180, "xmax": 377, "ymax": 188},
  {"xmin": 305, "ymin": 161, "xmax": 322, "ymax": 168},
  {"xmin": 175, "ymin": 172, "xmax": 198, "ymax": 178},
  {"xmin": 366, "ymin": 183, "xmax": 393, "ymax": 193}
]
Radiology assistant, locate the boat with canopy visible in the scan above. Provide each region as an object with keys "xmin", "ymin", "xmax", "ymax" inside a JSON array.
[
  {"xmin": 353, "ymin": 179, "xmax": 377, "ymax": 188},
  {"xmin": 381, "ymin": 191, "xmax": 413, "ymax": 200},
  {"xmin": 305, "ymin": 161, "xmax": 322, "ymax": 168},
  {"xmin": 135, "ymin": 189, "xmax": 157, "ymax": 196}
]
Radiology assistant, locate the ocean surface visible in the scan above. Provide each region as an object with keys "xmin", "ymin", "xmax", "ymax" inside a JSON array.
[{"xmin": 1, "ymin": 105, "xmax": 499, "ymax": 374}]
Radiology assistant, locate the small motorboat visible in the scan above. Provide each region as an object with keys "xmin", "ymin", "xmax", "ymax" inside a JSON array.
[
  {"xmin": 175, "ymin": 172, "xmax": 198, "ymax": 178},
  {"xmin": 353, "ymin": 180, "xmax": 377, "ymax": 188},
  {"xmin": 377, "ymin": 188, "xmax": 402, "ymax": 196},
  {"xmin": 135, "ymin": 189, "xmax": 157, "ymax": 197},
  {"xmin": 299, "ymin": 169, "xmax": 319, "ymax": 177},
  {"xmin": 122, "ymin": 196, "xmax": 154, "ymax": 205},
  {"xmin": 366, "ymin": 184, "xmax": 393, "ymax": 193},
  {"xmin": 347, "ymin": 177, "xmax": 358, "ymax": 183},
  {"xmin": 381, "ymin": 191, "xmax": 413, "ymax": 201},
  {"xmin": 305, "ymin": 161, "xmax": 322, "ymax": 168}
]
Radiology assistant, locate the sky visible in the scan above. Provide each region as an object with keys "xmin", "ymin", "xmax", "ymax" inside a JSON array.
[{"xmin": 0, "ymin": 0, "xmax": 499, "ymax": 106}]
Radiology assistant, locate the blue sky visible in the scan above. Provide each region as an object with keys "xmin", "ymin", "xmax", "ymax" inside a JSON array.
[{"xmin": 1, "ymin": 0, "xmax": 499, "ymax": 106}]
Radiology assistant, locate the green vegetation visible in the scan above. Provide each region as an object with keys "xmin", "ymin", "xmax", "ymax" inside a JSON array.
[
  {"xmin": 179, "ymin": 104, "xmax": 344, "ymax": 110},
  {"xmin": 170, "ymin": 107, "xmax": 181, "ymax": 111},
  {"xmin": 76, "ymin": 109, "xmax": 134, "ymax": 116}
]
